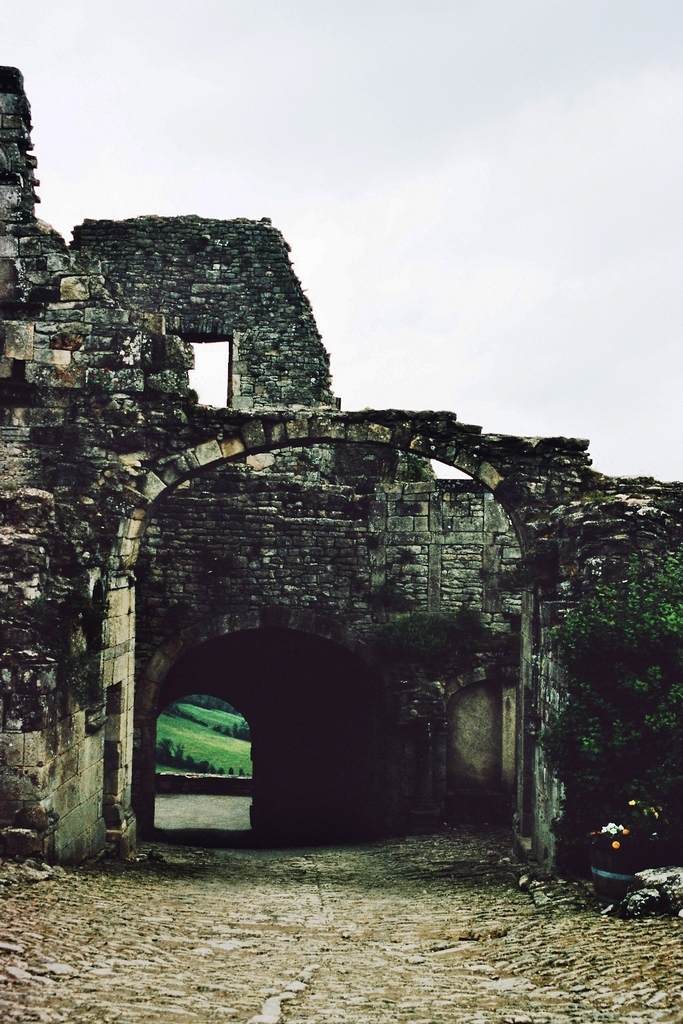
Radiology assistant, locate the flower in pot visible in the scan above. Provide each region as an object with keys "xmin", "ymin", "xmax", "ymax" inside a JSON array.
[{"xmin": 590, "ymin": 802, "xmax": 682, "ymax": 902}]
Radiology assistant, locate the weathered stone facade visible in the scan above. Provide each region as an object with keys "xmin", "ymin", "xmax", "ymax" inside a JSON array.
[
  {"xmin": 131, "ymin": 450, "xmax": 522, "ymax": 839},
  {"xmin": 1, "ymin": 66, "xmax": 682, "ymax": 864}
]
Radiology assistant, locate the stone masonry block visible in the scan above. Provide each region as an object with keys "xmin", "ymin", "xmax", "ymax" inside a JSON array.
[
  {"xmin": 59, "ymin": 276, "xmax": 90, "ymax": 301},
  {"xmin": 118, "ymin": 513, "xmax": 145, "ymax": 540},
  {"xmin": 346, "ymin": 423, "xmax": 369, "ymax": 442},
  {"xmin": 51, "ymin": 774, "xmax": 82, "ymax": 819},
  {"xmin": 80, "ymin": 761, "xmax": 104, "ymax": 799},
  {"xmin": 107, "ymin": 586, "xmax": 132, "ymax": 619},
  {"xmin": 478, "ymin": 461, "xmax": 504, "ymax": 490},
  {"xmin": 267, "ymin": 420, "xmax": 286, "ymax": 444},
  {"xmin": 193, "ymin": 439, "xmax": 222, "ymax": 466},
  {"xmin": 408, "ymin": 434, "xmax": 436, "ymax": 456},
  {"xmin": 366, "ymin": 423, "xmax": 393, "ymax": 444},
  {"xmin": 0, "ymin": 732, "xmax": 23, "ymax": 766},
  {"xmin": 116, "ymin": 536, "xmax": 138, "ymax": 568},
  {"xmin": 58, "ymin": 798, "xmax": 100, "ymax": 849},
  {"xmin": 242, "ymin": 420, "xmax": 267, "ymax": 448},
  {"xmin": 285, "ymin": 417, "xmax": 310, "ymax": 441},
  {"xmin": 84, "ymin": 307, "xmax": 130, "ymax": 325},
  {"xmin": 23, "ymin": 729, "xmax": 57, "ymax": 767},
  {"xmin": 56, "ymin": 714, "xmax": 78, "ymax": 752},
  {"xmin": 142, "ymin": 312, "xmax": 166, "ymax": 334},
  {"xmin": 0, "ymin": 186, "xmax": 21, "ymax": 217},
  {"xmin": 84, "ymin": 367, "xmax": 144, "ymax": 392},
  {"xmin": 13, "ymin": 803, "xmax": 48, "ymax": 830},
  {"xmin": 309, "ymin": 416, "xmax": 346, "ymax": 440},
  {"xmin": 56, "ymin": 744, "xmax": 79, "ymax": 786},
  {"xmin": 26, "ymin": 363, "xmax": 87, "ymax": 388},
  {"xmin": 112, "ymin": 652, "xmax": 134, "ymax": 688},
  {"xmin": 4, "ymin": 320, "xmax": 34, "ymax": 359},
  {"xmin": 105, "ymin": 614, "xmax": 133, "ymax": 650},
  {"xmin": 388, "ymin": 517, "xmax": 415, "ymax": 531},
  {"xmin": 0, "ymin": 827, "xmax": 43, "ymax": 858},
  {"xmin": 34, "ymin": 348, "xmax": 71, "ymax": 366},
  {"xmin": 157, "ymin": 454, "xmax": 191, "ymax": 485},
  {"xmin": 139, "ymin": 471, "xmax": 166, "ymax": 501},
  {"xmin": 0, "ymin": 236, "xmax": 18, "ymax": 257},
  {"xmin": 104, "ymin": 740, "xmax": 123, "ymax": 771},
  {"xmin": 219, "ymin": 436, "xmax": 245, "ymax": 459}
]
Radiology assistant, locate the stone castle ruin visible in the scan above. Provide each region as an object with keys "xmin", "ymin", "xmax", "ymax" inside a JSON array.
[{"xmin": 2, "ymin": 66, "xmax": 682, "ymax": 865}]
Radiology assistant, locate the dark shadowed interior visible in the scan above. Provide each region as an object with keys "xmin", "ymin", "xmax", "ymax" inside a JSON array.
[{"xmin": 156, "ymin": 628, "xmax": 386, "ymax": 844}]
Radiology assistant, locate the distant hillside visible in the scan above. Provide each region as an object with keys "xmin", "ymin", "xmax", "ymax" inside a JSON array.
[{"xmin": 156, "ymin": 698, "xmax": 252, "ymax": 777}]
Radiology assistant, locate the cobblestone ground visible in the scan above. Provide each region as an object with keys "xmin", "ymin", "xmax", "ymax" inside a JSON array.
[{"xmin": 1, "ymin": 828, "xmax": 682, "ymax": 1024}]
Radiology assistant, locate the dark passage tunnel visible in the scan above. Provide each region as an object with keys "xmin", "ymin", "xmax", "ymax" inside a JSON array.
[{"xmin": 152, "ymin": 628, "xmax": 386, "ymax": 844}]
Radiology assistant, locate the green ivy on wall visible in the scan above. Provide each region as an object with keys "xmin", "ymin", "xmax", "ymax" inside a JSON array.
[
  {"xmin": 372, "ymin": 607, "xmax": 490, "ymax": 677},
  {"xmin": 546, "ymin": 552, "xmax": 683, "ymax": 870}
]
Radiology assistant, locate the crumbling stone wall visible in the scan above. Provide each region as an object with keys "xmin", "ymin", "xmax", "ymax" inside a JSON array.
[
  {"xmin": 133, "ymin": 446, "xmax": 522, "ymax": 833},
  {"xmin": 71, "ymin": 215, "xmax": 335, "ymax": 410},
  {"xmin": 2, "ymin": 65, "xmax": 683, "ymax": 866},
  {"xmin": 136, "ymin": 454, "xmax": 521, "ymax": 667}
]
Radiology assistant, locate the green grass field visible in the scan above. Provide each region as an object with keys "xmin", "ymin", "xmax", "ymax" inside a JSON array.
[{"xmin": 156, "ymin": 702, "xmax": 252, "ymax": 776}]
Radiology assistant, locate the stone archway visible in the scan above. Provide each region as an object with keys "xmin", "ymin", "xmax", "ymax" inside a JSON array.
[
  {"xmin": 134, "ymin": 611, "xmax": 386, "ymax": 843},
  {"xmin": 107, "ymin": 410, "xmax": 585, "ymax": 852},
  {"xmin": 112, "ymin": 408, "xmax": 593, "ymax": 574}
]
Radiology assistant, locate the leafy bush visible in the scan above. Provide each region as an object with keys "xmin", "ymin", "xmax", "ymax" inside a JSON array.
[
  {"xmin": 212, "ymin": 720, "xmax": 251, "ymax": 741},
  {"xmin": 546, "ymin": 552, "xmax": 683, "ymax": 869},
  {"xmin": 373, "ymin": 607, "xmax": 489, "ymax": 677}
]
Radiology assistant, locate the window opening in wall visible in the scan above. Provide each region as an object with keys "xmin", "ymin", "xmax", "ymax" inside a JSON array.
[
  {"xmin": 431, "ymin": 459, "xmax": 472, "ymax": 479},
  {"xmin": 186, "ymin": 335, "xmax": 233, "ymax": 408},
  {"xmin": 10, "ymin": 358, "xmax": 26, "ymax": 381},
  {"xmin": 155, "ymin": 693, "xmax": 252, "ymax": 833}
]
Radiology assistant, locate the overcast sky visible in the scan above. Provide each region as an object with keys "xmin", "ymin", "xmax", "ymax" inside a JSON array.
[{"xmin": 3, "ymin": 1, "xmax": 683, "ymax": 479}]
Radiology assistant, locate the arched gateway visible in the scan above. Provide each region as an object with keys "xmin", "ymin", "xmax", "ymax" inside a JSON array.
[{"xmin": 2, "ymin": 66, "xmax": 682, "ymax": 866}]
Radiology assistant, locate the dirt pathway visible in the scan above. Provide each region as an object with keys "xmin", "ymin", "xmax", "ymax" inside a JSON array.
[{"xmin": 1, "ymin": 828, "xmax": 682, "ymax": 1023}]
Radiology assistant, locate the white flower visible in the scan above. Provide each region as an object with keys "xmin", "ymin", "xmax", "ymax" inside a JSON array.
[{"xmin": 601, "ymin": 822, "xmax": 625, "ymax": 835}]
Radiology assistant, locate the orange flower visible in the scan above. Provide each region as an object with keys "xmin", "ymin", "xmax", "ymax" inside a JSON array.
[
  {"xmin": 622, "ymin": 828, "xmax": 630, "ymax": 835},
  {"xmin": 612, "ymin": 840, "xmax": 621, "ymax": 849}
]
